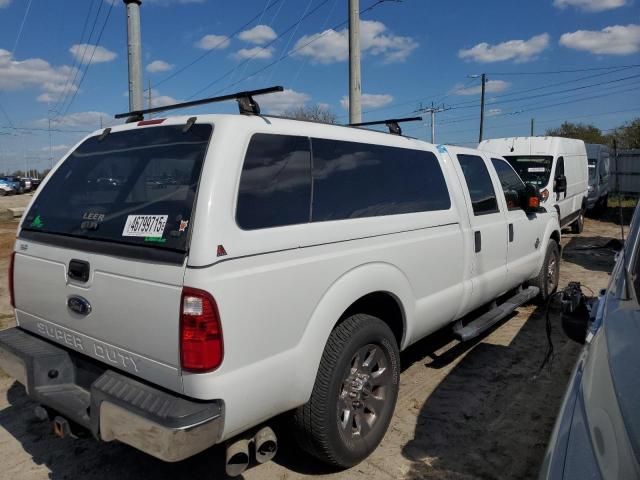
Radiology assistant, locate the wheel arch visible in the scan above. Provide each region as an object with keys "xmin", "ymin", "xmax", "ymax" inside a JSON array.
[{"xmin": 292, "ymin": 262, "xmax": 413, "ymax": 404}]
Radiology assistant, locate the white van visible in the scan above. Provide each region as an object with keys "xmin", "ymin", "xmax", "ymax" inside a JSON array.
[
  {"xmin": 479, "ymin": 137, "xmax": 588, "ymax": 233},
  {"xmin": 0, "ymin": 89, "xmax": 561, "ymax": 476}
]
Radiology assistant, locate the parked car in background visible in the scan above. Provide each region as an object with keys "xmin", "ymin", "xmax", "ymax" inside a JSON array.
[
  {"xmin": 30, "ymin": 178, "xmax": 42, "ymax": 190},
  {"xmin": 1, "ymin": 176, "xmax": 23, "ymax": 194},
  {"xmin": 0, "ymin": 179, "xmax": 16, "ymax": 195},
  {"xmin": 0, "ymin": 109, "xmax": 561, "ymax": 475},
  {"xmin": 540, "ymin": 202, "xmax": 640, "ymax": 480},
  {"xmin": 585, "ymin": 143, "xmax": 610, "ymax": 212},
  {"xmin": 479, "ymin": 137, "xmax": 589, "ymax": 233},
  {"xmin": 19, "ymin": 177, "xmax": 31, "ymax": 193}
]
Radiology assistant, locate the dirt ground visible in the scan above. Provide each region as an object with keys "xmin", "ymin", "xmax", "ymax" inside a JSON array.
[{"xmin": 0, "ymin": 196, "xmax": 630, "ymax": 480}]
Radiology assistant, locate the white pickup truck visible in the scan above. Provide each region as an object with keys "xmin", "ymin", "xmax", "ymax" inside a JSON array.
[{"xmin": 0, "ymin": 89, "xmax": 561, "ymax": 476}]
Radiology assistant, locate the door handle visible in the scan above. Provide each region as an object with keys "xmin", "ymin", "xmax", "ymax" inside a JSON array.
[
  {"xmin": 508, "ymin": 223, "xmax": 514, "ymax": 242},
  {"xmin": 474, "ymin": 231, "xmax": 481, "ymax": 253}
]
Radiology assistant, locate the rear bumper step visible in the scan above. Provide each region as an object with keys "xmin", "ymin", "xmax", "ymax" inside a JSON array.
[{"xmin": 0, "ymin": 327, "xmax": 224, "ymax": 462}]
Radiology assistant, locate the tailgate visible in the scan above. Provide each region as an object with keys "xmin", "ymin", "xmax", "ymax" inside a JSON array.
[{"xmin": 14, "ymin": 240, "xmax": 185, "ymax": 393}]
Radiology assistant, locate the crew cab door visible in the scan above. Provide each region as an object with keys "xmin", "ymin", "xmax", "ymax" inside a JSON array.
[
  {"xmin": 491, "ymin": 157, "xmax": 542, "ymax": 285},
  {"xmin": 452, "ymin": 151, "xmax": 509, "ymax": 310}
]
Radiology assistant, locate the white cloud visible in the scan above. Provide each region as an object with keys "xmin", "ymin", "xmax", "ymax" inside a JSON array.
[
  {"xmin": 239, "ymin": 25, "xmax": 277, "ymax": 45},
  {"xmin": 458, "ymin": 33, "xmax": 550, "ymax": 63},
  {"xmin": 36, "ymin": 93, "xmax": 54, "ymax": 103},
  {"xmin": 340, "ymin": 93, "xmax": 393, "ymax": 110},
  {"xmin": 553, "ymin": 0, "xmax": 628, "ymax": 11},
  {"xmin": 451, "ymin": 80, "xmax": 511, "ymax": 96},
  {"xmin": 560, "ymin": 24, "xmax": 640, "ymax": 55},
  {"xmin": 487, "ymin": 108, "xmax": 502, "ymax": 117},
  {"xmin": 258, "ymin": 88, "xmax": 310, "ymax": 114},
  {"xmin": 292, "ymin": 20, "xmax": 418, "ymax": 64},
  {"xmin": 147, "ymin": 89, "xmax": 180, "ymax": 108},
  {"xmin": 235, "ymin": 46, "xmax": 274, "ymax": 60},
  {"xmin": 69, "ymin": 44, "xmax": 117, "ymax": 64},
  {"xmin": 0, "ymin": 49, "xmax": 78, "ymax": 100},
  {"xmin": 0, "ymin": 0, "xmax": 12, "ymax": 8},
  {"xmin": 146, "ymin": 60, "xmax": 174, "ymax": 73},
  {"xmin": 195, "ymin": 34, "xmax": 230, "ymax": 50}
]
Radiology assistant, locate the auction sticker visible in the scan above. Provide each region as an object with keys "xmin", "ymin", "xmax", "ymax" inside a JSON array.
[
  {"xmin": 122, "ymin": 215, "xmax": 168, "ymax": 238},
  {"xmin": 528, "ymin": 167, "xmax": 546, "ymax": 173}
]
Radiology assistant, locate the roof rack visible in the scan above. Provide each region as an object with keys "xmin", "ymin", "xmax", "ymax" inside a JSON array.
[
  {"xmin": 114, "ymin": 86, "xmax": 284, "ymax": 123},
  {"xmin": 348, "ymin": 116, "xmax": 422, "ymax": 136}
]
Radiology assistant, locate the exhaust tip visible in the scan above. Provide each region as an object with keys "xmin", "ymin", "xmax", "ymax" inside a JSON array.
[
  {"xmin": 225, "ymin": 439, "xmax": 250, "ymax": 477},
  {"xmin": 254, "ymin": 426, "xmax": 278, "ymax": 464}
]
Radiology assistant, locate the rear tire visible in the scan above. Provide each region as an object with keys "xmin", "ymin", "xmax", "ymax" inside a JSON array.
[
  {"xmin": 529, "ymin": 239, "xmax": 560, "ymax": 302},
  {"xmin": 571, "ymin": 209, "xmax": 584, "ymax": 234},
  {"xmin": 292, "ymin": 314, "xmax": 400, "ymax": 468}
]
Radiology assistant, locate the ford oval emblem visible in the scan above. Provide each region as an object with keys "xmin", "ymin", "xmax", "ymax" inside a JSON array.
[{"xmin": 67, "ymin": 296, "xmax": 91, "ymax": 316}]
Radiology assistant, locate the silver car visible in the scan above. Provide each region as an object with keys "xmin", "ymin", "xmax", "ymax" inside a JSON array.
[{"xmin": 540, "ymin": 203, "xmax": 640, "ymax": 479}]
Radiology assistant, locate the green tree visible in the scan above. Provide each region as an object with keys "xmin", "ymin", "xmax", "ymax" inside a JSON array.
[
  {"xmin": 283, "ymin": 104, "xmax": 338, "ymax": 124},
  {"xmin": 545, "ymin": 121, "xmax": 609, "ymax": 144},
  {"xmin": 612, "ymin": 118, "xmax": 640, "ymax": 149}
]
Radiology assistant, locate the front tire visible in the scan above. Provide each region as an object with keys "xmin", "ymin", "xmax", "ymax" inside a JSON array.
[
  {"xmin": 530, "ymin": 239, "xmax": 560, "ymax": 301},
  {"xmin": 293, "ymin": 314, "xmax": 400, "ymax": 467}
]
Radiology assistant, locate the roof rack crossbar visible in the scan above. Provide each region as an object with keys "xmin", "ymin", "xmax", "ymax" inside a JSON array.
[
  {"xmin": 348, "ymin": 116, "xmax": 422, "ymax": 135},
  {"xmin": 114, "ymin": 86, "xmax": 284, "ymax": 121}
]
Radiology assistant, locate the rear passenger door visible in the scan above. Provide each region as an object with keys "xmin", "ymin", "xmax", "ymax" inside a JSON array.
[
  {"xmin": 491, "ymin": 157, "xmax": 542, "ymax": 285},
  {"xmin": 455, "ymin": 152, "xmax": 509, "ymax": 309}
]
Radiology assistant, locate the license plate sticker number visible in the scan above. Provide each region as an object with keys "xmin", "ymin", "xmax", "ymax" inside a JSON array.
[{"xmin": 122, "ymin": 215, "xmax": 168, "ymax": 238}]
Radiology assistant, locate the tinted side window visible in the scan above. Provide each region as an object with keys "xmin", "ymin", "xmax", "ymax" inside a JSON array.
[
  {"xmin": 311, "ymin": 139, "xmax": 450, "ymax": 221},
  {"xmin": 492, "ymin": 158, "xmax": 525, "ymax": 210},
  {"xmin": 236, "ymin": 134, "xmax": 311, "ymax": 230},
  {"xmin": 457, "ymin": 154, "xmax": 499, "ymax": 215}
]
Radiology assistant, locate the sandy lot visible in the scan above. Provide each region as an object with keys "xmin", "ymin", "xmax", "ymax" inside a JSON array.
[{"xmin": 0, "ymin": 196, "xmax": 629, "ymax": 480}]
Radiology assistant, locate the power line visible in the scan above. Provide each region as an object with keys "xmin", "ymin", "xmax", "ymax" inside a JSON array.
[
  {"xmin": 57, "ymin": 0, "xmax": 115, "ymax": 119},
  {"xmin": 51, "ymin": 0, "xmax": 97, "ymax": 115},
  {"xmin": 11, "ymin": 0, "xmax": 33, "ymax": 57},
  {"xmin": 483, "ymin": 64, "xmax": 640, "ymax": 76},
  {"xmin": 445, "ymin": 72, "xmax": 640, "ymax": 112},
  {"xmin": 152, "ymin": 0, "xmax": 286, "ymax": 89},
  {"xmin": 0, "ymin": 126, "xmax": 93, "ymax": 133},
  {"xmin": 194, "ymin": 0, "xmax": 394, "ymax": 100},
  {"xmin": 351, "ymin": 64, "xmax": 640, "ymax": 121},
  {"xmin": 187, "ymin": 0, "xmax": 333, "ymax": 100},
  {"xmin": 54, "ymin": 0, "xmax": 104, "ymax": 115}
]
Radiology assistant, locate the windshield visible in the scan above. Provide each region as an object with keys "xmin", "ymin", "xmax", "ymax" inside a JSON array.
[
  {"xmin": 503, "ymin": 155, "xmax": 553, "ymax": 187},
  {"xmin": 22, "ymin": 124, "xmax": 212, "ymax": 252}
]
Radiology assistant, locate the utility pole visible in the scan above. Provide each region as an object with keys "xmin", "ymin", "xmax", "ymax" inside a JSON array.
[
  {"xmin": 416, "ymin": 102, "xmax": 449, "ymax": 143},
  {"xmin": 479, "ymin": 73, "xmax": 486, "ymax": 143},
  {"xmin": 530, "ymin": 118, "xmax": 535, "ymax": 136},
  {"xmin": 124, "ymin": 0, "xmax": 143, "ymax": 112},
  {"xmin": 348, "ymin": 0, "xmax": 362, "ymax": 124},
  {"xmin": 148, "ymin": 79, "xmax": 152, "ymax": 109}
]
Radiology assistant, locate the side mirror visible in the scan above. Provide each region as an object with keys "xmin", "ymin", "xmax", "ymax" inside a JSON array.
[
  {"xmin": 521, "ymin": 183, "xmax": 542, "ymax": 213},
  {"xmin": 555, "ymin": 174, "xmax": 567, "ymax": 194}
]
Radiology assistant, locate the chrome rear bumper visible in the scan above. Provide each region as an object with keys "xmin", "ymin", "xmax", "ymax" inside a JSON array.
[{"xmin": 0, "ymin": 327, "xmax": 224, "ymax": 462}]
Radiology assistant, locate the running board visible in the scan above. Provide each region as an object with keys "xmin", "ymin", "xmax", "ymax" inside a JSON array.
[{"xmin": 453, "ymin": 286, "xmax": 540, "ymax": 342}]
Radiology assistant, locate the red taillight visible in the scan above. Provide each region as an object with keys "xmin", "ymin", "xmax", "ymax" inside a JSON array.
[
  {"xmin": 9, "ymin": 252, "xmax": 15, "ymax": 308},
  {"xmin": 180, "ymin": 287, "xmax": 223, "ymax": 372}
]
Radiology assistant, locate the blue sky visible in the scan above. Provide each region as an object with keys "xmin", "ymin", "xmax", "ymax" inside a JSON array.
[{"xmin": 0, "ymin": 0, "xmax": 639, "ymax": 173}]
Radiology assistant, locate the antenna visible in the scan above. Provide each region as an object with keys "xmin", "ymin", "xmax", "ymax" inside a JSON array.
[
  {"xmin": 114, "ymin": 86, "xmax": 284, "ymax": 122},
  {"xmin": 349, "ymin": 116, "xmax": 423, "ymax": 136}
]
